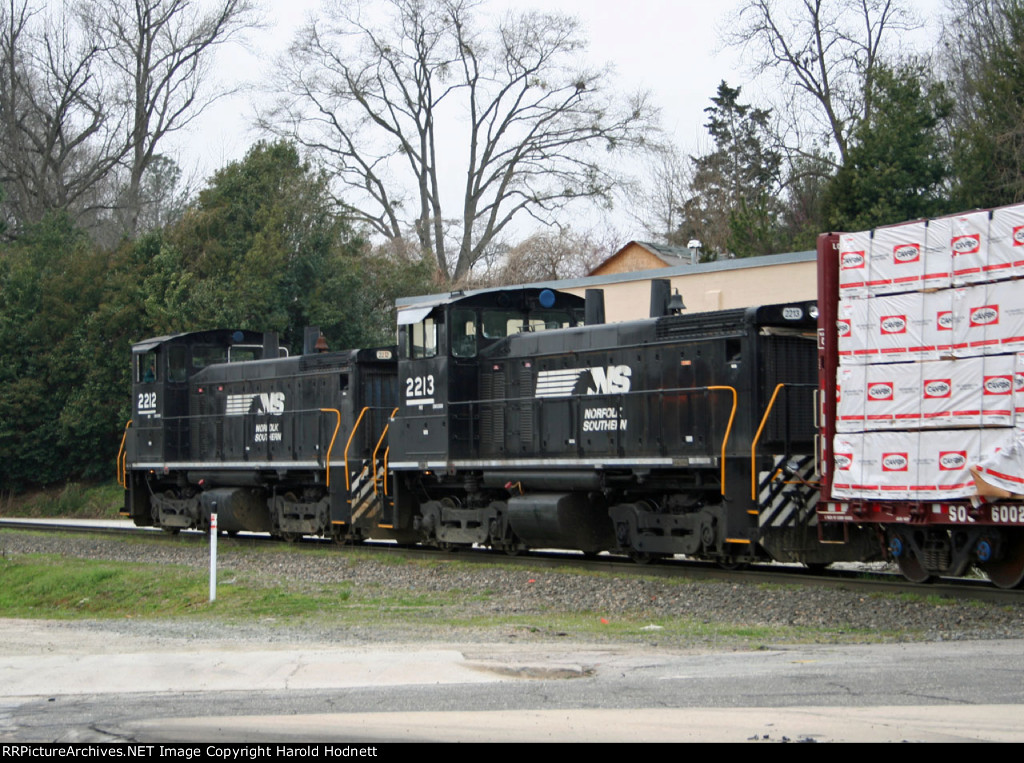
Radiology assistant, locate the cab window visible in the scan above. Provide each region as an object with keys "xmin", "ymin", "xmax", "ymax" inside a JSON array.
[
  {"xmin": 192, "ymin": 345, "xmax": 228, "ymax": 370},
  {"xmin": 482, "ymin": 309, "xmax": 572, "ymax": 339},
  {"xmin": 136, "ymin": 350, "xmax": 158, "ymax": 383},
  {"xmin": 410, "ymin": 318, "xmax": 438, "ymax": 359},
  {"xmin": 451, "ymin": 308, "xmax": 477, "ymax": 358},
  {"xmin": 168, "ymin": 346, "xmax": 188, "ymax": 382}
]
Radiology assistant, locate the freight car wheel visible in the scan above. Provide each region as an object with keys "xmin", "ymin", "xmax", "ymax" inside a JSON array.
[
  {"xmin": 895, "ymin": 553, "xmax": 934, "ymax": 584},
  {"xmin": 980, "ymin": 530, "xmax": 1024, "ymax": 589}
]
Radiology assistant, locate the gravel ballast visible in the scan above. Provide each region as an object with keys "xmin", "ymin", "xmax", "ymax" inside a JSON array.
[{"xmin": 2, "ymin": 530, "xmax": 1023, "ymax": 647}]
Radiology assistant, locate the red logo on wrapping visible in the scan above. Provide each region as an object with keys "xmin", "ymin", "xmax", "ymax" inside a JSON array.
[
  {"xmin": 970, "ymin": 305, "xmax": 999, "ymax": 326},
  {"xmin": 939, "ymin": 451, "xmax": 967, "ymax": 470},
  {"xmin": 841, "ymin": 251, "xmax": 865, "ymax": 269},
  {"xmin": 882, "ymin": 453, "xmax": 909, "ymax": 471},
  {"xmin": 880, "ymin": 315, "xmax": 907, "ymax": 334},
  {"xmin": 893, "ymin": 243, "xmax": 920, "ymax": 263},
  {"xmin": 984, "ymin": 375, "xmax": 1013, "ymax": 395},
  {"xmin": 952, "ymin": 234, "xmax": 981, "ymax": 254},
  {"xmin": 924, "ymin": 379, "xmax": 951, "ymax": 398},
  {"xmin": 868, "ymin": 382, "xmax": 894, "ymax": 400}
]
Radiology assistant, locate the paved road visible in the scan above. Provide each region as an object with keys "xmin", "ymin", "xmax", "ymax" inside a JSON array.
[{"xmin": 1, "ymin": 619, "xmax": 1022, "ymax": 742}]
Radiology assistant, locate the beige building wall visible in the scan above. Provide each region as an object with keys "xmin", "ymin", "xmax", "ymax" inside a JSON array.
[{"xmin": 560, "ymin": 259, "xmax": 818, "ymax": 323}]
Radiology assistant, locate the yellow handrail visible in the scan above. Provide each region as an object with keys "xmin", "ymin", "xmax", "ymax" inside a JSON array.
[
  {"xmin": 371, "ymin": 408, "xmax": 399, "ymax": 496},
  {"xmin": 320, "ymin": 408, "xmax": 341, "ymax": 488},
  {"xmin": 342, "ymin": 406, "xmax": 370, "ymax": 491},
  {"xmin": 750, "ymin": 384, "xmax": 786, "ymax": 500},
  {"xmin": 705, "ymin": 386, "xmax": 737, "ymax": 497},
  {"xmin": 116, "ymin": 420, "xmax": 132, "ymax": 488}
]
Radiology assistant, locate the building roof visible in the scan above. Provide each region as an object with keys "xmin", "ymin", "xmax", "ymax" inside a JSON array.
[{"xmin": 397, "ymin": 249, "xmax": 818, "ymax": 308}]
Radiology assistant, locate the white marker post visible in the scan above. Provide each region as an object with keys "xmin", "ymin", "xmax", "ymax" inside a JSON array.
[{"xmin": 209, "ymin": 512, "xmax": 218, "ymax": 602}]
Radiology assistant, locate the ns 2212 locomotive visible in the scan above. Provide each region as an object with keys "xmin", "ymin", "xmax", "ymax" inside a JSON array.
[{"xmin": 120, "ymin": 281, "xmax": 877, "ymax": 569}]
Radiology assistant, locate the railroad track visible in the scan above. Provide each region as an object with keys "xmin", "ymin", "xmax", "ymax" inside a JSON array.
[{"xmin": 2, "ymin": 517, "xmax": 1017, "ymax": 605}]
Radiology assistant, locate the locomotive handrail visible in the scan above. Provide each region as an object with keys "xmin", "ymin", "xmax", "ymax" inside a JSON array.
[
  {"xmin": 343, "ymin": 407, "xmax": 371, "ymax": 491},
  {"xmin": 750, "ymin": 383, "xmax": 817, "ymax": 500},
  {"xmin": 116, "ymin": 420, "xmax": 132, "ymax": 487},
  {"xmin": 449, "ymin": 384, "xmax": 738, "ymax": 495},
  {"xmin": 320, "ymin": 408, "xmax": 342, "ymax": 487},
  {"xmin": 705, "ymin": 386, "xmax": 737, "ymax": 497},
  {"xmin": 371, "ymin": 408, "xmax": 400, "ymax": 496}
]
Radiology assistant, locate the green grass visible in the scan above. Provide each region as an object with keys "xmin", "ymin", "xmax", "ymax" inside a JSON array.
[
  {"xmin": 0, "ymin": 482, "xmax": 123, "ymax": 519},
  {"xmin": 0, "ymin": 550, "xmax": 915, "ymax": 647},
  {"xmin": 0, "ymin": 553, "xmax": 352, "ymax": 620}
]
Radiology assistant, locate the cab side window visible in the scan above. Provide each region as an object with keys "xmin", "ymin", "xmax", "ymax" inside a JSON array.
[
  {"xmin": 168, "ymin": 346, "xmax": 188, "ymax": 383},
  {"xmin": 410, "ymin": 317, "xmax": 438, "ymax": 359},
  {"xmin": 451, "ymin": 308, "xmax": 477, "ymax": 358},
  {"xmin": 137, "ymin": 350, "xmax": 158, "ymax": 383}
]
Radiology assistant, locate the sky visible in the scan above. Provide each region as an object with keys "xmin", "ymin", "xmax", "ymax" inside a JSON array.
[{"xmin": 180, "ymin": 0, "xmax": 948, "ymax": 242}]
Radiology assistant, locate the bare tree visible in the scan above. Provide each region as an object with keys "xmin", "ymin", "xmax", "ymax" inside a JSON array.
[
  {"xmin": 631, "ymin": 144, "xmax": 695, "ymax": 246},
  {"xmin": 262, "ymin": 0, "xmax": 656, "ymax": 282},
  {"xmin": 0, "ymin": 0, "xmax": 123, "ymax": 231},
  {"xmin": 83, "ymin": 0, "xmax": 258, "ymax": 236},
  {"xmin": 726, "ymin": 0, "xmax": 919, "ymax": 165},
  {"xmin": 463, "ymin": 226, "xmax": 613, "ymax": 288},
  {"xmin": 0, "ymin": 0, "xmax": 256, "ymax": 238}
]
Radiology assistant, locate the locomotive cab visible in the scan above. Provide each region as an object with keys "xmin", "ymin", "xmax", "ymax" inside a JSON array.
[
  {"xmin": 128, "ymin": 329, "xmax": 270, "ymax": 466},
  {"xmin": 393, "ymin": 288, "xmax": 586, "ymax": 463}
]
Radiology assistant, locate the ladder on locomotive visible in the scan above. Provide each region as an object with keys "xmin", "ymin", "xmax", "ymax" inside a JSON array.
[{"xmin": 343, "ymin": 406, "xmax": 398, "ymax": 529}]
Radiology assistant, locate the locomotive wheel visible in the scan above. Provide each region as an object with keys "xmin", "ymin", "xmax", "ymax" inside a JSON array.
[
  {"xmin": 980, "ymin": 530, "xmax": 1024, "ymax": 589},
  {"xmin": 161, "ymin": 527, "xmax": 180, "ymax": 536},
  {"xmin": 895, "ymin": 553, "xmax": 935, "ymax": 584},
  {"xmin": 280, "ymin": 532, "xmax": 301, "ymax": 543}
]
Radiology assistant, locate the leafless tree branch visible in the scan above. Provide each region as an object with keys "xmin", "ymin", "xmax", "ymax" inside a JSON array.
[{"xmin": 261, "ymin": 0, "xmax": 657, "ymax": 281}]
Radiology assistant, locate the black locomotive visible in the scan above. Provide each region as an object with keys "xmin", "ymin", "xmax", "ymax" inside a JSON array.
[{"xmin": 121, "ymin": 282, "xmax": 873, "ymax": 567}]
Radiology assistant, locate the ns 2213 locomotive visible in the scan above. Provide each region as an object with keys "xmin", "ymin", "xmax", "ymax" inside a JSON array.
[{"xmin": 120, "ymin": 281, "xmax": 877, "ymax": 569}]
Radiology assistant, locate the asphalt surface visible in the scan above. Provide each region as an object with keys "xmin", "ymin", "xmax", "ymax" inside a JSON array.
[{"xmin": 2, "ymin": 618, "xmax": 1024, "ymax": 743}]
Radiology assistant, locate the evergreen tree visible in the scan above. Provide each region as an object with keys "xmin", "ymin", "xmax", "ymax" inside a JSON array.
[
  {"xmin": 685, "ymin": 82, "xmax": 783, "ymax": 257},
  {"xmin": 946, "ymin": 0, "xmax": 1024, "ymax": 207},
  {"xmin": 822, "ymin": 64, "xmax": 952, "ymax": 231}
]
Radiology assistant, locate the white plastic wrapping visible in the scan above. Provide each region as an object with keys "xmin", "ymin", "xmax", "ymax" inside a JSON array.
[
  {"xmin": 839, "ymin": 231, "xmax": 872, "ymax": 300},
  {"xmin": 988, "ymin": 202, "xmax": 1024, "ymax": 278},
  {"xmin": 972, "ymin": 428, "xmax": 1024, "ymax": 496},
  {"xmin": 952, "ymin": 281, "xmax": 1024, "ymax": 357},
  {"xmin": 832, "ymin": 428, "xmax": 1008, "ymax": 500},
  {"xmin": 871, "ymin": 292, "xmax": 930, "ymax": 362},
  {"xmin": 950, "ymin": 210, "xmax": 991, "ymax": 285},
  {"xmin": 924, "ymin": 216, "xmax": 953, "ymax": 289},
  {"xmin": 835, "ymin": 365, "xmax": 866, "ymax": 433},
  {"xmin": 869, "ymin": 220, "xmax": 927, "ymax": 296}
]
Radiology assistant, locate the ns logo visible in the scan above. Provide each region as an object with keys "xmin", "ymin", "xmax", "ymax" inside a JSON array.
[
  {"xmin": 225, "ymin": 391, "xmax": 286, "ymax": 416},
  {"xmin": 577, "ymin": 365, "xmax": 632, "ymax": 395}
]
